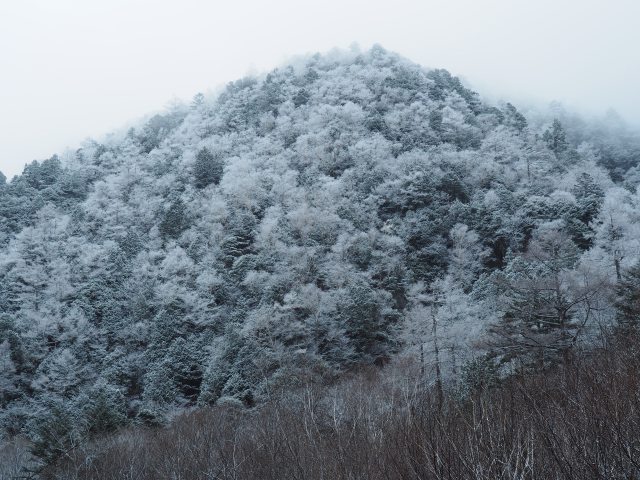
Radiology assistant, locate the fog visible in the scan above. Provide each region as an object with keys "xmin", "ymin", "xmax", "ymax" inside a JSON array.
[{"xmin": 1, "ymin": 0, "xmax": 638, "ymax": 179}]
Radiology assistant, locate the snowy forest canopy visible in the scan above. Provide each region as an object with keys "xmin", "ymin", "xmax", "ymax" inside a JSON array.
[{"xmin": 1, "ymin": 46, "xmax": 640, "ymax": 467}]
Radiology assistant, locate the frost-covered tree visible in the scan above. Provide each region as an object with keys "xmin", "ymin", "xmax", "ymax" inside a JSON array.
[
  {"xmin": 590, "ymin": 188, "xmax": 640, "ymax": 281},
  {"xmin": 490, "ymin": 224, "xmax": 602, "ymax": 367},
  {"xmin": 615, "ymin": 263, "xmax": 640, "ymax": 331},
  {"xmin": 448, "ymin": 223, "xmax": 488, "ymax": 291},
  {"xmin": 543, "ymin": 119, "xmax": 569, "ymax": 155},
  {"xmin": 503, "ymin": 102, "xmax": 527, "ymax": 132}
]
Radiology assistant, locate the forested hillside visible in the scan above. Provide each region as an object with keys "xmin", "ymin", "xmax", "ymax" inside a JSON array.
[{"xmin": 1, "ymin": 46, "xmax": 640, "ymax": 471}]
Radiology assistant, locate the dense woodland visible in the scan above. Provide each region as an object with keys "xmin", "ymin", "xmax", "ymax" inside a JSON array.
[{"xmin": 1, "ymin": 46, "xmax": 640, "ymax": 476}]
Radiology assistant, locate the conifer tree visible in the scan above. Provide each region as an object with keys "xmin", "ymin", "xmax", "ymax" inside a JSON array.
[
  {"xmin": 543, "ymin": 119, "xmax": 569, "ymax": 155},
  {"xmin": 159, "ymin": 198, "xmax": 189, "ymax": 240},
  {"xmin": 193, "ymin": 147, "xmax": 224, "ymax": 189},
  {"xmin": 616, "ymin": 263, "xmax": 640, "ymax": 331}
]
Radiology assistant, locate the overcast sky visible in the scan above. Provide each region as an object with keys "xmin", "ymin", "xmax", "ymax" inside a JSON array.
[{"xmin": 1, "ymin": 0, "xmax": 639, "ymax": 179}]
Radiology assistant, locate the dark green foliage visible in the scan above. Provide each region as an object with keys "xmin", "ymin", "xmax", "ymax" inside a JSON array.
[
  {"xmin": 304, "ymin": 67, "xmax": 319, "ymax": 84},
  {"xmin": 148, "ymin": 299, "xmax": 190, "ymax": 354},
  {"xmin": 293, "ymin": 88, "xmax": 310, "ymax": 107},
  {"xmin": 258, "ymin": 71, "xmax": 286, "ymax": 115},
  {"xmin": 459, "ymin": 354, "xmax": 499, "ymax": 395},
  {"xmin": 504, "ymin": 103, "xmax": 527, "ymax": 131},
  {"xmin": 220, "ymin": 212, "xmax": 255, "ymax": 268},
  {"xmin": 193, "ymin": 147, "xmax": 224, "ymax": 188},
  {"xmin": 58, "ymin": 170, "xmax": 89, "ymax": 201},
  {"xmin": 569, "ymin": 172, "xmax": 605, "ymax": 248},
  {"xmin": 119, "ymin": 230, "xmax": 143, "ymax": 257},
  {"xmin": 340, "ymin": 281, "xmax": 397, "ymax": 361},
  {"xmin": 83, "ymin": 383, "xmax": 127, "ymax": 434},
  {"xmin": 345, "ymin": 235, "xmax": 373, "ymax": 270},
  {"xmin": 616, "ymin": 263, "xmax": 640, "ymax": 331},
  {"xmin": 75, "ymin": 248, "xmax": 132, "ymax": 347},
  {"xmin": 572, "ymin": 172, "xmax": 605, "ymax": 225},
  {"xmin": 429, "ymin": 110, "xmax": 443, "ymax": 133},
  {"xmin": 0, "ymin": 315, "xmax": 25, "ymax": 371},
  {"xmin": 543, "ymin": 119, "xmax": 569, "ymax": 154},
  {"xmin": 138, "ymin": 112, "xmax": 186, "ymax": 153},
  {"xmin": 199, "ymin": 330, "xmax": 262, "ymax": 406},
  {"xmin": 159, "ymin": 198, "xmax": 189, "ymax": 240},
  {"xmin": 437, "ymin": 172, "xmax": 469, "ymax": 202},
  {"xmin": 22, "ymin": 156, "xmax": 63, "ymax": 190},
  {"xmin": 365, "ymin": 113, "xmax": 388, "ymax": 134},
  {"xmin": 490, "ymin": 231, "xmax": 583, "ymax": 367},
  {"xmin": 384, "ymin": 64, "xmax": 428, "ymax": 101},
  {"xmin": 426, "ymin": 69, "xmax": 481, "ymax": 112},
  {"xmin": 0, "ymin": 156, "xmax": 95, "ymax": 241},
  {"xmin": 144, "ymin": 338, "xmax": 204, "ymax": 405},
  {"xmin": 409, "ymin": 242, "xmax": 450, "ymax": 282},
  {"xmin": 167, "ymin": 339, "xmax": 204, "ymax": 402},
  {"xmin": 28, "ymin": 399, "xmax": 82, "ymax": 466}
]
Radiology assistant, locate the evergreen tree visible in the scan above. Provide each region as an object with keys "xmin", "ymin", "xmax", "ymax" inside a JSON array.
[
  {"xmin": 543, "ymin": 119, "xmax": 569, "ymax": 155},
  {"xmin": 82, "ymin": 382, "xmax": 127, "ymax": 434},
  {"xmin": 504, "ymin": 103, "xmax": 527, "ymax": 132},
  {"xmin": 568, "ymin": 172, "xmax": 605, "ymax": 248},
  {"xmin": 28, "ymin": 398, "xmax": 82, "ymax": 467},
  {"xmin": 0, "ymin": 340, "xmax": 17, "ymax": 408},
  {"xmin": 220, "ymin": 212, "xmax": 255, "ymax": 268},
  {"xmin": 340, "ymin": 281, "xmax": 397, "ymax": 362},
  {"xmin": 616, "ymin": 263, "xmax": 640, "ymax": 331},
  {"xmin": 489, "ymin": 226, "xmax": 590, "ymax": 368},
  {"xmin": 193, "ymin": 147, "xmax": 224, "ymax": 189},
  {"xmin": 191, "ymin": 92, "xmax": 205, "ymax": 110},
  {"xmin": 159, "ymin": 198, "xmax": 189, "ymax": 240},
  {"xmin": 572, "ymin": 173, "xmax": 605, "ymax": 225}
]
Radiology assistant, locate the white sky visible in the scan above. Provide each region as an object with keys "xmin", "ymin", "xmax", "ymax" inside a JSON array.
[{"xmin": 1, "ymin": 0, "xmax": 639, "ymax": 179}]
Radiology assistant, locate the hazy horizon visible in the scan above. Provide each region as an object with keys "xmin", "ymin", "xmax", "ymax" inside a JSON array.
[{"xmin": 1, "ymin": 0, "xmax": 639, "ymax": 179}]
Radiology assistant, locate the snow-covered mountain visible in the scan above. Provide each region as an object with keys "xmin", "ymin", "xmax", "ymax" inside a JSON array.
[{"xmin": 1, "ymin": 46, "xmax": 640, "ymax": 466}]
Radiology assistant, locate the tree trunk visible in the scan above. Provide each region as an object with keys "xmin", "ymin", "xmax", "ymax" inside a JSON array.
[{"xmin": 432, "ymin": 311, "xmax": 443, "ymax": 410}]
